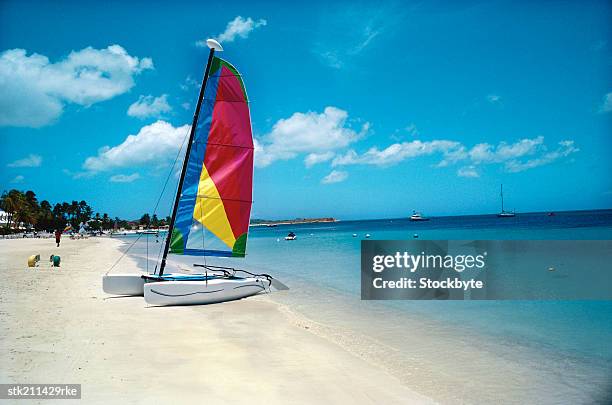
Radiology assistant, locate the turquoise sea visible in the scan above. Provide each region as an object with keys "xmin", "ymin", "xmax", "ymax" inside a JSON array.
[{"xmin": 120, "ymin": 209, "xmax": 612, "ymax": 403}]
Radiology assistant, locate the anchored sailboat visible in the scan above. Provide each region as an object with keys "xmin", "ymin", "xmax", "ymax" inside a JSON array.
[
  {"xmin": 497, "ymin": 184, "xmax": 516, "ymax": 218},
  {"xmin": 103, "ymin": 39, "xmax": 287, "ymax": 305}
]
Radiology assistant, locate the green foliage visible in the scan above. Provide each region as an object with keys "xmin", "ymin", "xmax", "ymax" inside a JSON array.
[
  {"xmin": 0, "ymin": 188, "xmax": 166, "ymax": 233},
  {"xmin": 140, "ymin": 213, "xmax": 151, "ymax": 227}
]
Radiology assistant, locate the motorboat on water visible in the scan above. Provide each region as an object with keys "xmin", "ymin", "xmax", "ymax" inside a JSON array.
[
  {"xmin": 410, "ymin": 211, "xmax": 429, "ymax": 221},
  {"xmin": 285, "ymin": 232, "xmax": 297, "ymax": 240}
]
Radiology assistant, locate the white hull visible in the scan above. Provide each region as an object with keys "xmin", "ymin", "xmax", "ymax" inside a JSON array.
[
  {"xmin": 103, "ymin": 274, "xmax": 145, "ymax": 296},
  {"xmin": 102, "ymin": 272, "xmax": 182, "ymax": 296},
  {"xmin": 285, "ymin": 236, "xmax": 297, "ymax": 240},
  {"xmin": 144, "ymin": 277, "xmax": 266, "ymax": 306},
  {"xmin": 410, "ymin": 212, "xmax": 429, "ymax": 221}
]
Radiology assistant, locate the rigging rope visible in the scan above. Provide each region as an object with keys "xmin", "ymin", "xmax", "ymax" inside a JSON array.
[
  {"xmin": 149, "ymin": 124, "xmax": 191, "ymax": 273},
  {"xmin": 105, "ymin": 124, "xmax": 191, "ymax": 276},
  {"xmin": 105, "ymin": 233, "xmax": 143, "ymax": 275}
]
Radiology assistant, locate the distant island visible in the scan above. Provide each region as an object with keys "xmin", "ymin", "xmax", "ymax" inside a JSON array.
[{"xmin": 250, "ymin": 217, "xmax": 337, "ymax": 226}]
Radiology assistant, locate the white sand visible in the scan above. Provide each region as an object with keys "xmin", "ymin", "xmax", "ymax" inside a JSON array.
[{"xmin": 0, "ymin": 238, "xmax": 433, "ymax": 404}]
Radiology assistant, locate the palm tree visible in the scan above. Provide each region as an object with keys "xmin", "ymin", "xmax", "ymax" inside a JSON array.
[
  {"xmin": 37, "ymin": 200, "xmax": 54, "ymax": 231},
  {"xmin": 0, "ymin": 190, "xmax": 26, "ymax": 229},
  {"xmin": 102, "ymin": 213, "xmax": 110, "ymax": 230},
  {"xmin": 13, "ymin": 202, "xmax": 36, "ymax": 229},
  {"xmin": 23, "ymin": 190, "xmax": 39, "ymax": 228},
  {"xmin": 140, "ymin": 213, "xmax": 151, "ymax": 227},
  {"xmin": 69, "ymin": 201, "xmax": 79, "ymax": 227}
]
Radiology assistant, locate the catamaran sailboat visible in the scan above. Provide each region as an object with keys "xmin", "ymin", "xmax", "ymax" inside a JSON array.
[
  {"xmin": 497, "ymin": 184, "xmax": 516, "ymax": 217},
  {"xmin": 103, "ymin": 39, "xmax": 287, "ymax": 305}
]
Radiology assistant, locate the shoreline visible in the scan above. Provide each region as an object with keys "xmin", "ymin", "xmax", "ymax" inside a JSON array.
[
  {"xmin": 0, "ymin": 237, "xmax": 432, "ymax": 404},
  {"xmin": 3, "ymin": 236, "xmax": 610, "ymax": 404},
  {"xmin": 118, "ymin": 232, "xmax": 612, "ymax": 404}
]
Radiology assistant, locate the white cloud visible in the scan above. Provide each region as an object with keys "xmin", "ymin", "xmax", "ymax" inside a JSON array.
[
  {"xmin": 319, "ymin": 24, "xmax": 380, "ymax": 68},
  {"xmin": 10, "ymin": 175, "xmax": 24, "ymax": 183},
  {"xmin": 83, "ymin": 120, "xmax": 190, "ymax": 172},
  {"xmin": 457, "ymin": 165, "xmax": 479, "ymax": 178},
  {"xmin": 197, "ymin": 16, "xmax": 267, "ymax": 46},
  {"xmin": 504, "ymin": 140, "xmax": 578, "ymax": 172},
  {"xmin": 599, "ymin": 92, "xmax": 612, "ymax": 113},
  {"xmin": 321, "ymin": 170, "xmax": 348, "ymax": 184},
  {"xmin": 469, "ymin": 136, "xmax": 543, "ymax": 164},
  {"xmin": 405, "ymin": 123, "xmax": 419, "ymax": 137},
  {"xmin": 350, "ymin": 25, "xmax": 381, "ymax": 54},
  {"xmin": 180, "ymin": 75, "xmax": 199, "ymax": 91},
  {"xmin": 0, "ymin": 46, "xmax": 153, "ymax": 127},
  {"xmin": 332, "ymin": 135, "xmax": 577, "ymax": 176},
  {"xmin": 319, "ymin": 51, "xmax": 343, "ymax": 69},
  {"xmin": 315, "ymin": 10, "xmax": 392, "ymax": 69},
  {"xmin": 109, "ymin": 173, "xmax": 140, "ymax": 183},
  {"xmin": 305, "ymin": 152, "xmax": 335, "ymax": 168},
  {"xmin": 127, "ymin": 94, "xmax": 172, "ymax": 119},
  {"xmin": 62, "ymin": 168, "xmax": 94, "ymax": 179},
  {"xmin": 252, "ymin": 138, "xmax": 272, "ymax": 168},
  {"xmin": 254, "ymin": 106, "xmax": 368, "ymax": 168},
  {"xmin": 333, "ymin": 140, "xmax": 464, "ymax": 167},
  {"xmin": 487, "ymin": 94, "xmax": 501, "ymax": 103},
  {"xmin": 7, "ymin": 154, "xmax": 42, "ymax": 167}
]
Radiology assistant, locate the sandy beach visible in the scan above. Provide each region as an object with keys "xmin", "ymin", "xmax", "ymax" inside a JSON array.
[{"xmin": 0, "ymin": 237, "xmax": 432, "ymax": 404}]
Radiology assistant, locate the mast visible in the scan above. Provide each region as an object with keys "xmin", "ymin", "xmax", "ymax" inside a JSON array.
[
  {"xmin": 500, "ymin": 184, "xmax": 504, "ymax": 212},
  {"xmin": 158, "ymin": 39, "xmax": 223, "ymax": 276}
]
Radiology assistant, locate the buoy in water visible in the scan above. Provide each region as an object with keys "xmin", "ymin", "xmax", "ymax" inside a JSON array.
[
  {"xmin": 365, "ymin": 234, "xmax": 371, "ymax": 238},
  {"xmin": 548, "ymin": 267, "xmax": 555, "ymax": 272},
  {"xmin": 413, "ymin": 234, "xmax": 419, "ymax": 238},
  {"xmin": 352, "ymin": 233, "xmax": 357, "ymax": 237}
]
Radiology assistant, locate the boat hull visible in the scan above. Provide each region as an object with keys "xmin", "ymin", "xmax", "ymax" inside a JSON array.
[
  {"xmin": 144, "ymin": 277, "xmax": 267, "ymax": 306},
  {"xmin": 103, "ymin": 274, "xmax": 145, "ymax": 296},
  {"xmin": 102, "ymin": 272, "xmax": 186, "ymax": 296}
]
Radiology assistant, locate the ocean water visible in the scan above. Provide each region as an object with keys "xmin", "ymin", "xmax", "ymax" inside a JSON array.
[{"xmin": 119, "ymin": 209, "xmax": 612, "ymax": 403}]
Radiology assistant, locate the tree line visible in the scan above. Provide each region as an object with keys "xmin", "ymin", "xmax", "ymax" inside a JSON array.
[{"xmin": 0, "ymin": 189, "xmax": 169, "ymax": 234}]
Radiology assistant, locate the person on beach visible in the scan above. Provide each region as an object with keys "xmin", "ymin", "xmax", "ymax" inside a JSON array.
[{"xmin": 54, "ymin": 229, "xmax": 62, "ymax": 247}]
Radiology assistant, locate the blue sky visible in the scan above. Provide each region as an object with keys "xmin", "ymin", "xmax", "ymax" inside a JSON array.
[{"xmin": 0, "ymin": 0, "xmax": 610, "ymax": 220}]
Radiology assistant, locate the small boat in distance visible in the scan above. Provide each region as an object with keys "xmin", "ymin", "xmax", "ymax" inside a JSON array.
[
  {"xmin": 410, "ymin": 211, "xmax": 430, "ymax": 221},
  {"xmin": 497, "ymin": 184, "xmax": 516, "ymax": 217},
  {"xmin": 136, "ymin": 229, "xmax": 159, "ymax": 235},
  {"xmin": 285, "ymin": 232, "xmax": 297, "ymax": 240}
]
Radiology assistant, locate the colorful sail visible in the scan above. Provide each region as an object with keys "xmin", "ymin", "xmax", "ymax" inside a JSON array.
[{"xmin": 170, "ymin": 57, "xmax": 253, "ymax": 257}]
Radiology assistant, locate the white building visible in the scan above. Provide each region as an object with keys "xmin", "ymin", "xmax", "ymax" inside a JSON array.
[{"xmin": 0, "ymin": 209, "xmax": 10, "ymax": 226}]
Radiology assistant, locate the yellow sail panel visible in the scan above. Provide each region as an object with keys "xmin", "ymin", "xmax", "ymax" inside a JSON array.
[{"xmin": 193, "ymin": 164, "xmax": 236, "ymax": 249}]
